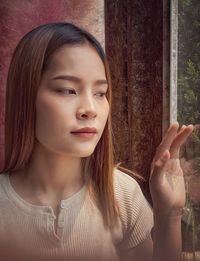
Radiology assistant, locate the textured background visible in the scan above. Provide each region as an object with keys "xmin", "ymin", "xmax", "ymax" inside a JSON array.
[{"xmin": 105, "ymin": 0, "xmax": 164, "ymax": 198}]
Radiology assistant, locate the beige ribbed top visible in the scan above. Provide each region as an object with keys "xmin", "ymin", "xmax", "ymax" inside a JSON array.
[{"xmin": 0, "ymin": 169, "xmax": 153, "ymax": 261}]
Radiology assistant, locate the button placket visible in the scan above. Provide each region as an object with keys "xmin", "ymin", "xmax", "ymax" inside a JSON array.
[
  {"xmin": 46, "ymin": 213, "xmax": 55, "ymax": 236},
  {"xmin": 56, "ymin": 202, "xmax": 66, "ymax": 239},
  {"xmin": 45, "ymin": 208, "xmax": 63, "ymax": 245}
]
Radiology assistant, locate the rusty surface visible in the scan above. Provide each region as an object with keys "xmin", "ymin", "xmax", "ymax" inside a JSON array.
[
  {"xmin": 105, "ymin": 1, "xmax": 130, "ymax": 167},
  {"xmin": 105, "ymin": 0, "xmax": 163, "ymax": 196}
]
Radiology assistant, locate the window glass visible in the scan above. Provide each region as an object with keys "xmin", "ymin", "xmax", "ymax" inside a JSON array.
[{"xmin": 176, "ymin": 0, "xmax": 200, "ymax": 258}]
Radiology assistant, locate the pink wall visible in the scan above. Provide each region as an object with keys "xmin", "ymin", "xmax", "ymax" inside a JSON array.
[{"xmin": 0, "ymin": 0, "xmax": 104, "ymax": 169}]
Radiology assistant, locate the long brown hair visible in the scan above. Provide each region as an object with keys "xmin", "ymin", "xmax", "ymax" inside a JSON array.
[{"xmin": 1, "ymin": 22, "xmax": 118, "ymax": 227}]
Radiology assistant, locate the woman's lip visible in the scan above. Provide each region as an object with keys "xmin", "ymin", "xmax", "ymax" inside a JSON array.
[
  {"xmin": 70, "ymin": 132, "xmax": 96, "ymax": 138},
  {"xmin": 70, "ymin": 127, "xmax": 97, "ymax": 138},
  {"xmin": 71, "ymin": 127, "xmax": 97, "ymax": 133}
]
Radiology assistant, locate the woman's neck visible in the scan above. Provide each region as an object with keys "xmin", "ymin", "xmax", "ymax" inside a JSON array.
[{"xmin": 10, "ymin": 142, "xmax": 84, "ymax": 203}]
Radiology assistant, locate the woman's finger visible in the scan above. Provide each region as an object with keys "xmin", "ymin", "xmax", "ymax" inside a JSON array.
[
  {"xmin": 154, "ymin": 123, "xmax": 179, "ymax": 162},
  {"xmin": 150, "ymin": 150, "xmax": 170, "ymax": 178},
  {"xmin": 170, "ymin": 125, "xmax": 194, "ymax": 158}
]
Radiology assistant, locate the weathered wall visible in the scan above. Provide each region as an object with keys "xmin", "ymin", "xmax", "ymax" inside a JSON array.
[
  {"xmin": 0, "ymin": 0, "xmax": 104, "ymax": 169},
  {"xmin": 105, "ymin": 0, "xmax": 163, "ymax": 198}
]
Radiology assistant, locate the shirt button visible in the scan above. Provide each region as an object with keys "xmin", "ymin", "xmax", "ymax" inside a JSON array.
[{"xmin": 60, "ymin": 202, "xmax": 65, "ymax": 209}]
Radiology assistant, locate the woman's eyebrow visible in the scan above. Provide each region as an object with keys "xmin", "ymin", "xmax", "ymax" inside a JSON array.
[{"xmin": 51, "ymin": 75, "xmax": 108, "ymax": 85}]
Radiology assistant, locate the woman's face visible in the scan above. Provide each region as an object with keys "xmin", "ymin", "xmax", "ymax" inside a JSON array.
[{"xmin": 35, "ymin": 43, "xmax": 109, "ymax": 157}]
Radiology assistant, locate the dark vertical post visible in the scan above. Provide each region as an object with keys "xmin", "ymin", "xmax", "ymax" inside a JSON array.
[{"xmin": 105, "ymin": 0, "xmax": 164, "ymax": 199}]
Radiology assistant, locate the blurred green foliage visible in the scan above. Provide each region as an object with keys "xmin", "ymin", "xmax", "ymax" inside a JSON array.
[
  {"xmin": 177, "ymin": 0, "xmax": 200, "ymax": 255},
  {"xmin": 177, "ymin": 0, "xmax": 200, "ymax": 125}
]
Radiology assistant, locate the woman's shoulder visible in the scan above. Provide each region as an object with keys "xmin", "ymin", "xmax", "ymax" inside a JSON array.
[
  {"xmin": 113, "ymin": 168, "xmax": 142, "ymax": 196},
  {"xmin": 0, "ymin": 173, "xmax": 8, "ymax": 185},
  {"xmin": 0, "ymin": 173, "xmax": 10, "ymax": 201},
  {"xmin": 113, "ymin": 168, "xmax": 153, "ymax": 249},
  {"xmin": 113, "ymin": 168, "xmax": 152, "ymax": 216}
]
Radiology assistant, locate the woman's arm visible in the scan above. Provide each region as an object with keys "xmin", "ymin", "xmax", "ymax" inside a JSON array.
[
  {"xmin": 123, "ymin": 123, "xmax": 193, "ymax": 261},
  {"xmin": 152, "ymin": 210, "xmax": 182, "ymax": 261},
  {"xmin": 125, "ymin": 212, "xmax": 181, "ymax": 261},
  {"xmin": 149, "ymin": 123, "xmax": 194, "ymax": 261}
]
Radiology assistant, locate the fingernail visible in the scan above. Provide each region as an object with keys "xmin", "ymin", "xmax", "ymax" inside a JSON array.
[
  {"xmin": 173, "ymin": 121, "xmax": 179, "ymax": 128},
  {"xmin": 187, "ymin": 124, "xmax": 194, "ymax": 131}
]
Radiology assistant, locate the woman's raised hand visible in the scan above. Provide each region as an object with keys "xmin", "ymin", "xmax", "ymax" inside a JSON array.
[{"xmin": 149, "ymin": 123, "xmax": 194, "ymax": 216}]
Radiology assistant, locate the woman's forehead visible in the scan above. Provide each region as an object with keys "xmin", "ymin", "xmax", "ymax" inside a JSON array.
[{"xmin": 44, "ymin": 44, "xmax": 106, "ymax": 78}]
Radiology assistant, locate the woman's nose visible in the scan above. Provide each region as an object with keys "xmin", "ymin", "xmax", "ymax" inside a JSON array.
[{"xmin": 76, "ymin": 97, "xmax": 97, "ymax": 120}]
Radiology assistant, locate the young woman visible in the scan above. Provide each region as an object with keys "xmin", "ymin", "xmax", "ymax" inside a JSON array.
[{"xmin": 0, "ymin": 22, "xmax": 193, "ymax": 261}]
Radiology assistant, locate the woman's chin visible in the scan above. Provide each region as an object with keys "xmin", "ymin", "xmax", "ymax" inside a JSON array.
[
  {"xmin": 67, "ymin": 148, "xmax": 95, "ymax": 158},
  {"xmin": 79, "ymin": 150, "xmax": 95, "ymax": 158}
]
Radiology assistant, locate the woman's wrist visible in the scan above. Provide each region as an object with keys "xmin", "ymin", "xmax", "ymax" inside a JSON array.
[{"xmin": 153, "ymin": 206, "xmax": 184, "ymax": 219}]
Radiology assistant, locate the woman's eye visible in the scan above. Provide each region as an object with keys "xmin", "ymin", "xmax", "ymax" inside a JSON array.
[
  {"xmin": 56, "ymin": 89, "xmax": 76, "ymax": 95},
  {"xmin": 95, "ymin": 92, "xmax": 107, "ymax": 98}
]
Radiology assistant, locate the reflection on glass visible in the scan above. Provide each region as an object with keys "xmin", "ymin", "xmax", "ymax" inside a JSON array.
[
  {"xmin": 180, "ymin": 126, "xmax": 200, "ymax": 260},
  {"xmin": 177, "ymin": 0, "xmax": 200, "ymax": 260}
]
